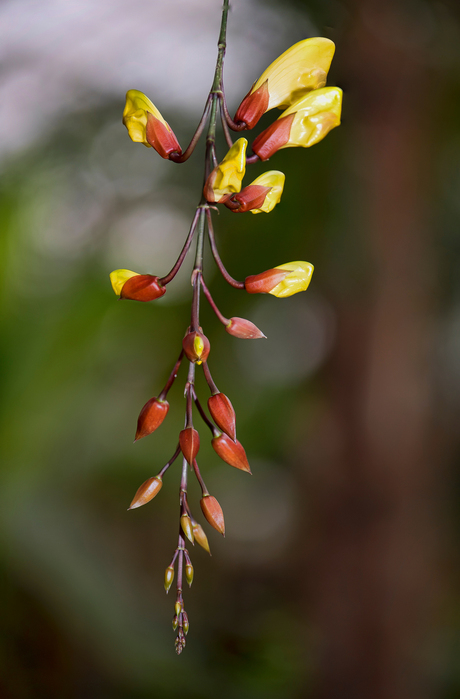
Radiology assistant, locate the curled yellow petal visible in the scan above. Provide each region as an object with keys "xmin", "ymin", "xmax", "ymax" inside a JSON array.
[
  {"xmin": 269, "ymin": 261, "xmax": 314, "ymax": 298},
  {"xmin": 110, "ymin": 269, "xmax": 139, "ymax": 296},
  {"xmin": 253, "ymin": 38, "xmax": 335, "ymax": 111},
  {"xmin": 248, "ymin": 171, "xmax": 285, "ymax": 214},
  {"xmin": 281, "ymin": 87, "xmax": 343, "ymax": 149},
  {"xmin": 122, "ymin": 89, "xmax": 168, "ymax": 147},
  {"xmin": 205, "ymin": 138, "xmax": 247, "ymax": 202}
]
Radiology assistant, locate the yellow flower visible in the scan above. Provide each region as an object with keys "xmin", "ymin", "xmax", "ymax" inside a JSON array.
[
  {"xmin": 203, "ymin": 138, "xmax": 248, "ymax": 202},
  {"xmin": 110, "ymin": 269, "xmax": 139, "ymax": 295},
  {"xmin": 234, "ymin": 38, "xmax": 335, "ymax": 128},
  {"xmin": 222, "ymin": 170, "xmax": 285, "ymax": 214},
  {"xmin": 269, "ymin": 261, "xmax": 314, "ymax": 298},
  {"xmin": 252, "ymin": 87, "xmax": 343, "ymax": 161},
  {"xmin": 122, "ymin": 89, "xmax": 181, "ymax": 159}
]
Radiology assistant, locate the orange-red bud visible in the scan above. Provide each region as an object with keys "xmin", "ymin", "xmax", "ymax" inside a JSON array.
[
  {"xmin": 135, "ymin": 397, "xmax": 169, "ymax": 441},
  {"xmin": 245, "ymin": 268, "xmax": 290, "ymax": 294},
  {"xmin": 192, "ymin": 521, "xmax": 211, "ymax": 554},
  {"xmin": 222, "ymin": 185, "xmax": 272, "ymax": 213},
  {"xmin": 226, "ymin": 317, "xmax": 266, "ymax": 340},
  {"xmin": 234, "ymin": 80, "xmax": 270, "ymax": 129},
  {"xmin": 208, "ymin": 393, "xmax": 236, "ymax": 442},
  {"xmin": 180, "ymin": 514, "xmax": 194, "ymax": 544},
  {"xmin": 145, "ymin": 111, "xmax": 182, "ymax": 159},
  {"xmin": 212, "ymin": 433, "xmax": 251, "ymax": 473},
  {"xmin": 121, "ymin": 274, "xmax": 166, "ymax": 302},
  {"xmin": 252, "ymin": 113, "xmax": 296, "ymax": 161},
  {"xmin": 164, "ymin": 565, "xmax": 174, "ymax": 592},
  {"xmin": 179, "ymin": 427, "xmax": 200, "ymax": 464},
  {"xmin": 128, "ymin": 476, "xmax": 163, "ymax": 510},
  {"xmin": 182, "ymin": 330, "xmax": 210, "ymax": 365},
  {"xmin": 200, "ymin": 494, "xmax": 225, "ymax": 536}
]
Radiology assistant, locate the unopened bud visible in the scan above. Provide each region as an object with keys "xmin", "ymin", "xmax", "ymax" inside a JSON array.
[
  {"xmin": 164, "ymin": 566, "xmax": 174, "ymax": 593},
  {"xmin": 245, "ymin": 268, "xmax": 290, "ymax": 295},
  {"xmin": 222, "ymin": 185, "xmax": 271, "ymax": 214},
  {"xmin": 252, "ymin": 113, "xmax": 296, "ymax": 161},
  {"xmin": 179, "ymin": 427, "xmax": 200, "ymax": 464},
  {"xmin": 123, "ymin": 89, "xmax": 182, "ymax": 159},
  {"xmin": 180, "ymin": 514, "xmax": 195, "ymax": 544},
  {"xmin": 172, "ymin": 615, "xmax": 179, "ymax": 631},
  {"xmin": 185, "ymin": 564, "xmax": 194, "ymax": 587},
  {"xmin": 120, "ymin": 274, "xmax": 166, "ymax": 302},
  {"xmin": 226, "ymin": 317, "xmax": 266, "ymax": 339},
  {"xmin": 192, "ymin": 522, "xmax": 211, "ymax": 555},
  {"xmin": 128, "ymin": 475, "xmax": 162, "ymax": 510},
  {"xmin": 208, "ymin": 393, "xmax": 236, "ymax": 441},
  {"xmin": 183, "ymin": 612, "xmax": 189, "ymax": 635},
  {"xmin": 212, "ymin": 433, "xmax": 251, "ymax": 473},
  {"xmin": 203, "ymin": 138, "xmax": 247, "ymax": 203},
  {"xmin": 175, "ymin": 600, "xmax": 182, "ymax": 617},
  {"xmin": 135, "ymin": 397, "xmax": 169, "ymax": 441},
  {"xmin": 200, "ymin": 494, "xmax": 225, "ymax": 536},
  {"xmin": 182, "ymin": 330, "xmax": 210, "ymax": 364},
  {"xmin": 234, "ymin": 80, "xmax": 269, "ymax": 129}
]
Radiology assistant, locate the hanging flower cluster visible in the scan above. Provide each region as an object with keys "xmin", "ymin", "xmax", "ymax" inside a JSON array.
[{"xmin": 114, "ymin": 4, "xmax": 342, "ymax": 654}]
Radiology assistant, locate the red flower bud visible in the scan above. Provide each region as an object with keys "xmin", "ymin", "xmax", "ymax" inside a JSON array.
[
  {"xmin": 222, "ymin": 185, "xmax": 271, "ymax": 213},
  {"xmin": 245, "ymin": 268, "xmax": 290, "ymax": 294},
  {"xmin": 121, "ymin": 274, "xmax": 166, "ymax": 302},
  {"xmin": 200, "ymin": 494, "xmax": 225, "ymax": 536},
  {"xmin": 145, "ymin": 111, "xmax": 182, "ymax": 159},
  {"xmin": 128, "ymin": 476, "xmax": 163, "ymax": 509},
  {"xmin": 212, "ymin": 433, "xmax": 251, "ymax": 473},
  {"xmin": 208, "ymin": 393, "xmax": 236, "ymax": 442},
  {"xmin": 135, "ymin": 398, "xmax": 169, "ymax": 441},
  {"xmin": 182, "ymin": 330, "xmax": 210, "ymax": 365},
  {"xmin": 226, "ymin": 317, "xmax": 266, "ymax": 340},
  {"xmin": 252, "ymin": 113, "xmax": 295, "ymax": 161},
  {"xmin": 234, "ymin": 80, "xmax": 269, "ymax": 129},
  {"xmin": 179, "ymin": 427, "xmax": 200, "ymax": 464}
]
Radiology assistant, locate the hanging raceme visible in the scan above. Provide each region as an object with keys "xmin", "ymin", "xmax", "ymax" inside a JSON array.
[{"xmin": 115, "ymin": 0, "xmax": 342, "ymax": 654}]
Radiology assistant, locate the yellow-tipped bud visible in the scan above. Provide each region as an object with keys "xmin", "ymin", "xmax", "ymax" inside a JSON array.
[
  {"xmin": 270, "ymin": 261, "xmax": 314, "ymax": 298},
  {"xmin": 180, "ymin": 514, "xmax": 195, "ymax": 544},
  {"xmin": 110, "ymin": 269, "xmax": 139, "ymax": 296},
  {"xmin": 185, "ymin": 564, "xmax": 194, "ymax": 587},
  {"xmin": 248, "ymin": 171, "xmax": 285, "ymax": 214},
  {"xmin": 203, "ymin": 138, "xmax": 247, "ymax": 203},
  {"xmin": 123, "ymin": 90, "xmax": 181, "ymax": 158},
  {"xmin": 164, "ymin": 566, "xmax": 174, "ymax": 593}
]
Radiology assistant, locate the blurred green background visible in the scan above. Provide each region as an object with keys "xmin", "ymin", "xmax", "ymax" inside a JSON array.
[{"xmin": 1, "ymin": 0, "xmax": 460, "ymax": 697}]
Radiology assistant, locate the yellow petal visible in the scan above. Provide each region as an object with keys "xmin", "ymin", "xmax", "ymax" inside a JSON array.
[
  {"xmin": 280, "ymin": 87, "xmax": 342, "ymax": 149},
  {"xmin": 248, "ymin": 170, "xmax": 285, "ymax": 214},
  {"xmin": 110, "ymin": 269, "xmax": 139, "ymax": 296},
  {"xmin": 122, "ymin": 89, "xmax": 169, "ymax": 147},
  {"xmin": 208, "ymin": 138, "xmax": 247, "ymax": 201},
  {"xmin": 252, "ymin": 38, "xmax": 335, "ymax": 111},
  {"xmin": 269, "ymin": 261, "xmax": 314, "ymax": 298}
]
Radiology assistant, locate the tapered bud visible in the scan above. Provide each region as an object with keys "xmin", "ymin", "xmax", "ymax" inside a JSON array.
[
  {"xmin": 234, "ymin": 38, "xmax": 335, "ymax": 128},
  {"xmin": 268, "ymin": 261, "xmax": 314, "ymax": 298},
  {"xmin": 252, "ymin": 87, "xmax": 342, "ymax": 161},
  {"xmin": 212, "ymin": 433, "xmax": 251, "ymax": 473},
  {"xmin": 222, "ymin": 171, "xmax": 285, "ymax": 214},
  {"xmin": 203, "ymin": 138, "xmax": 247, "ymax": 202},
  {"xmin": 200, "ymin": 494, "xmax": 225, "ymax": 536},
  {"xmin": 226, "ymin": 317, "xmax": 266, "ymax": 340},
  {"xmin": 182, "ymin": 331, "xmax": 210, "ymax": 365},
  {"xmin": 208, "ymin": 393, "xmax": 236, "ymax": 441},
  {"xmin": 183, "ymin": 612, "xmax": 189, "ymax": 635},
  {"xmin": 123, "ymin": 89, "xmax": 182, "ymax": 159},
  {"xmin": 180, "ymin": 514, "xmax": 194, "ymax": 544},
  {"xmin": 120, "ymin": 274, "xmax": 166, "ymax": 302},
  {"xmin": 175, "ymin": 600, "xmax": 183, "ymax": 617},
  {"xmin": 164, "ymin": 566, "xmax": 174, "ymax": 592},
  {"xmin": 128, "ymin": 476, "xmax": 163, "ymax": 509},
  {"xmin": 185, "ymin": 564, "xmax": 194, "ymax": 587},
  {"xmin": 179, "ymin": 427, "xmax": 200, "ymax": 464},
  {"xmin": 192, "ymin": 521, "xmax": 211, "ymax": 554},
  {"xmin": 135, "ymin": 397, "xmax": 169, "ymax": 441},
  {"xmin": 172, "ymin": 615, "xmax": 178, "ymax": 631},
  {"xmin": 245, "ymin": 269, "xmax": 291, "ymax": 294}
]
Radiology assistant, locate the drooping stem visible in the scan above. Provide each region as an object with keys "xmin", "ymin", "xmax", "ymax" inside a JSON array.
[
  {"xmin": 206, "ymin": 209, "xmax": 245, "ymax": 289},
  {"xmin": 159, "ymin": 350, "xmax": 184, "ymax": 400},
  {"xmin": 219, "ymin": 92, "xmax": 248, "ymax": 132},
  {"xmin": 169, "ymin": 96, "xmax": 212, "ymax": 163},
  {"xmin": 159, "ymin": 210, "xmax": 201, "ymax": 286},
  {"xmin": 159, "ymin": 444, "xmax": 181, "ymax": 478},
  {"xmin": 200, "ymin": 275, "xmax": 230, "ymax": 325},
  {"xmin": 192, "ymin": 386, "xmax": 217, "ymax": 435},
  {"xmin": 202, "ymin": 362, "xmax": 219, "ymax": 395},
  {"xmin": 192, "ymin": 459, "xmax": 209, "ymax": 496}
]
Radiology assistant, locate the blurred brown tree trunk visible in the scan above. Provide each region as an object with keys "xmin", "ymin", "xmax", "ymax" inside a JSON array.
[{"xmin": 308, "ymin": 2, "xmax": 438, "ymax": 698}]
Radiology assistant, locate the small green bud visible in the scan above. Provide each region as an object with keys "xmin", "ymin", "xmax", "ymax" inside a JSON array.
[
  {"xmin": 185, "ymin": 563, "xmax": 194, "ymax": 587},
  {"xmin": 164, "ymin": 566, "xmax": 174, "ymax": 593},
  {"xmin": 183, "ymin": 611, "xmax": 189, "ymax": 635},
  {"xmin": 175, "ymin": 600, "xmax": 182, "ymax": 617},
  {"xmin": 172, "ymin": 615, "xmax": 178, "ymax": 631},
  {"xmin": 180, "ymin": 514, "xmax": 195, "ymax": 544}
]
